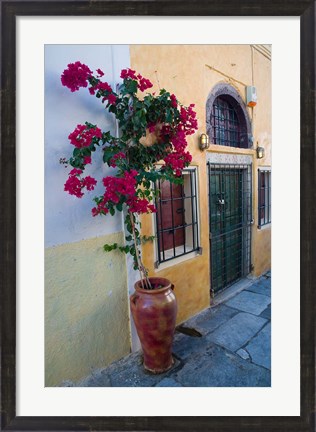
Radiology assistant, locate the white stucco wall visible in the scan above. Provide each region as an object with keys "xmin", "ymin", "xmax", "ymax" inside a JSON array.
[
  {"xmin": 44, "ymin": 45, "xmax": 130, "ymax": 247},
  {"xmin": 44, "ymin": 45, "xmax": 140, "ymax": 362}
]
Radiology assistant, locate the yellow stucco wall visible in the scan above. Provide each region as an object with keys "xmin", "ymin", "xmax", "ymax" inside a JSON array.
[
  {"xmin": 131, "ymin": 45, "xmax": 271, "ymax": 320},
  {"xmin": 45, "ymin": 232, "xmax": 130, "ymax": 386},
  {"xmin": 251, "ymin": 48, "xmax": 272, "ymax": 277}
]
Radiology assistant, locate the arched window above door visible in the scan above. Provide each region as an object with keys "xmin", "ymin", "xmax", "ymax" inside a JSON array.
[{"xmin": 206, "ymin": 83, "xmax": 252, "ymax": 149}]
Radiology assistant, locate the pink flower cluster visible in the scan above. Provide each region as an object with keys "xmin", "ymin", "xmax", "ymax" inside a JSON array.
[
  {"xmin": 61, "ymin": 62, "xmax": 92, "ymax": 92},
  {"xmin": 68, "ymin": 124, "xmax": 102, "ymax": 148},
  {"xmin": 120, "ymin": 68, "xmax": 153, "ymax": 92},
  {"xmin": 161, "ymin": 104, "xmax": 197, "ymax": 176},
  {"xmin": 171, "ymin": 129, "xmax": 187, "ymax": 153},
  {"xmin": 127, "ymin": 197, "xmax": 156, "ymax": 213},
  {"xmin": 109, "ymin": 152, "xmax": 126, "ymax": 168},
  {"xmin": 179, "ymin": 104, "xmax": 198, "ymax": 135},
  {"xmin": 92, "ymin": 170, "xmax": 155, "ymax": 216},
  {"xmin": 170, "ymin": 94, "xmax": 177, "ymax": 108},
  {"xmin": 164, "ymin": 151, "xmax": 192, "ymax": 177},
  {"xmin": 96, "ymin": 68, "xmax": 104, "ymax": 77},
  {"xmin": 92, "ymin": 170, "xmax": 138, "ymax": 216},
  {"xmin": 89, "ymin": 81, "xmax": 117, "ymax": 105},
  {"xmin": 64, "ymin": 168, "xmax": 97, "ymax": 198},
  {"xmin": 83, "ymin": 156, "xmax": 92, "ymax": 165}
]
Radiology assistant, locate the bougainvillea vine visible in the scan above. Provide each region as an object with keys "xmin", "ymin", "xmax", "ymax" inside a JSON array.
[{"xmin": 60, "ymin": 61, "xmax": 198, "ymax": 288}]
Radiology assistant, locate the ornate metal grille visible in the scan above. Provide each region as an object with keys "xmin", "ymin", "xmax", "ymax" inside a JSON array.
[
  {"xmin": 208, "ymin": 163, "xmax": 252, "ymax": 293},
  {"xmin": 155, "ymin": 169, "xmax": 199, "ymax": 265},
  {"xmin": 258, "ymin": 169, "xmax": 271, "ymax": 227},
  {"xmin": 211, "ymin": 96, "xmax": 246, "ymax": 148}
]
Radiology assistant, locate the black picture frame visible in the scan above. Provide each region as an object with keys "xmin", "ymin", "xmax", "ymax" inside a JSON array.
[{"xmin": 1, "ymin": 1, "xmax": 315, "ymax": 431}]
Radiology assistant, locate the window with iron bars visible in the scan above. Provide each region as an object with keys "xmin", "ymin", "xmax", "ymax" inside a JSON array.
[
  {"xmin": 258, "ymin": 169, "xmax": 271, "ymax": 227},
  {"xmin": 155, "ymin": 168, "xmax": 199, "ymax": 265},
  {"xmin": 211, "ymin": 96, "xmax": 247, "ymax": 148}
]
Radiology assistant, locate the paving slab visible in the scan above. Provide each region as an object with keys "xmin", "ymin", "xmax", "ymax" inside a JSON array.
[
  {"xmin": 208, "ymin": 312, "xmax": 267, "ymax": 352},
  {"xmin": 182, "ymin": 304, "xmax": 239, "ymax": 335},
  {"xmin": 225, "ymin": 290, "xmax": 271, "ymax": 315},
  {"xmin": 245, "ymin": 323, "xmax": 271, "ymax": 370},
  {"xmin": 174, "ymin": 343, "xmax": 271, "ymax": 387},
  {"xmin": 106, "ymin": 353, "xmax": 180, "ymax": 387},
  {"xmin": 77, "ymin": 369, "xmax": 111, "ymax": 387},
  {"xmin": 172, "ymin": 332, "xmax": 209, "ymax": 360},
  {"xmin": 185, "ymin": 305, "xmax": 238, "ymax": 334},
  {"xmin": 258, "ymin": 276, "xmax": 271, "ymax": 287},
  {"xmin": 246, "ymin": 281, "xmax": 271, "ymax": 297},
  {"xmin": 260, "ymin": 304, "xmax": 271, "ymax": 320},
  {"xmin": 155, "ymin": 378, "xmax": 183, "ymax": 387}
]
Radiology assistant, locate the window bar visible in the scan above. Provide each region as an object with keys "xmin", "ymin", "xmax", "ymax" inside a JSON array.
[
  {"xmin": 208, "ymin": 163, "xmax": 212, "ymax": 240},
  {"xmin": 258, "ymin": 169, "xmax": 261, "ymax": 227},
  {"xmin": 262, "ymin": 172, "xmax": 264, "ymax": 224},
  {"xmin": 193, "ymin": 169, "xmax": 199, "ymax": 248},
  {"xmin": 249, "ymin": 165, "xmax": 253, "ymax": 272},
  {"xmin": 170, "ymin": 180, "xmax": 176, "ymax": 258},
  {"xmin": 240, "ymin": 167, "xmax": 249, "ymax": 276},
  {"xmin": 155, "ymin": 181, "xmax": 162, "ymax": 264},
  {"xmin": 221, "ymin": 167, "xmax": 227, "ymax": 287},
  {"xmin": 244, "ymin": 166, "xmax": 248, "ymax": 273},
  {"xmin": 241, "ymin": 167, "xmax": 246, "ymax": 275},
  {"xmin": 158, "ymin": 179, "xmax": 165, "ymax": 262},
  {"xmin": 224, "ymin": 105, "xmax": 228, "ymax": 145},
  {"xmin": 209, "ymin": 163, "xmax": 215, "ymax": 290},
  {"xmin": 264, "ymin": 171, "xmax": 269, "ymax": 224},
  {"xmin": 231, "ymin": 168, "xmax": 235, "ymax": 280},
  {"xmin": 190, "ymin": 170, "xmax": 196, "ymax": 250},
  {"xmin": 266, "ymin": 172, "xmax": 268, "ymax": 224},
  {"xmin": 181, "ymin": 180, "xmax": 186, "ymax": 254},
  {"xmin": 268, "ymin": 172, "xmax": 270, "ymax": 223},
  {"xmin": 267, "ymin": 172, "xmax": 270, "ymax": 224},
  {"xmin": 264, "ymin": 172, "xmax": 267, "ymax": 224}
]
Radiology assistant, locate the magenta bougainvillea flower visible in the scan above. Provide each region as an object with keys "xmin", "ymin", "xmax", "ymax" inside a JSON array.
[
  {"xmin": 68, "ymin": 124, "xmax": 102, "ymax": 148},
  {"xmin": 61, "ymin": 61, "xmax": 92, "ymax": 92},
  {"xmin": 60, "ymin": 61, "xmax": 198, "ymax": 284},
  {"xmin": 64, "ymin": 168, "xmax": 97, "ymax": 198}
]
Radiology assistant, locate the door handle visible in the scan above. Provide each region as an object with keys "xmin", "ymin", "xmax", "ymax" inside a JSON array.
[{"xmin": 176, "ymin": 207, "xmax": 185, "ymax": 214}]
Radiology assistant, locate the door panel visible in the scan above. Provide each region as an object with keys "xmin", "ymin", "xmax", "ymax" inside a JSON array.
[{"xmin": 209, "ymin": 164, "xmax": 252, "ymax": 293}]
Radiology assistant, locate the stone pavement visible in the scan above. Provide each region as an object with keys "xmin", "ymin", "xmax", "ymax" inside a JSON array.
[{"xmin": 62, "ymin": 271, "xmax": 271, "ymax": 387}]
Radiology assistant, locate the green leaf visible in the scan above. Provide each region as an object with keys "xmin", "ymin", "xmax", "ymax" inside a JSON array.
[
  {"xmin": 166, "ymin": 108, "xmax": 172, "ymax": 123},
  {"xmin": 116, "ymin": 202, "xmax": 123, "ymax": 212},
  {"xmin": 124, "ymin": 80, "xmax": 138, "ymax": 94},
  {"xmin": 81, "ymin": 148, "xmax": 91, "ymax": 156},
  {"xmin": 118, "ymin": 245, "xmax": 130, "ymax": 254},
  {"xmin": 103, "ymin": 147, "xmax": 114, "ymax": 164},
  {"xmin": 73, "ymin": 148, "xmax": 81, "ymax": 157},
  {"xmin": 103, "ymin": 243, "xmax": 118, "ymax": 252}
]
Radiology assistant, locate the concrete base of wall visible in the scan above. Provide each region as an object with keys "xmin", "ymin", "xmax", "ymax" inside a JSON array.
[{"xmin": 45, "ymin": 232, "xmax": 131, "ymax": 386}]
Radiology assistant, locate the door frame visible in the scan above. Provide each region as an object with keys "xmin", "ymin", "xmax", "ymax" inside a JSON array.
[{"xmin": 207, "ymin": 153, "xmax": 253, "ymax": 295}]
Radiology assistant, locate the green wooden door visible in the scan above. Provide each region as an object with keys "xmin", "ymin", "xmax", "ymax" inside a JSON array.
[{"xmin": 209, "ymin": 164, "xmax": 251, "ymax": 293}]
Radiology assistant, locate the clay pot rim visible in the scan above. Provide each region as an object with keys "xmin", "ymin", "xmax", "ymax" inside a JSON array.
[{"xmin": 134, "ymin": 277, "xmax": 172, "ymax": 294}]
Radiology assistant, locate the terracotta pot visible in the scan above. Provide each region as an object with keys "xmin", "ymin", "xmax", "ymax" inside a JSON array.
[
  {"xmin": 139, "ymin": 123, "xmax": 163, "ymax": 147},
  {"xmin": 130, "ymin": 277, "xmax": 177, "ymax": 373}
]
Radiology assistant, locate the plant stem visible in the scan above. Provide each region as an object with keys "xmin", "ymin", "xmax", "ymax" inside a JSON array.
[{"xmin": 129, "ymin": 211, "xmax": 152, "ymax": 290}]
